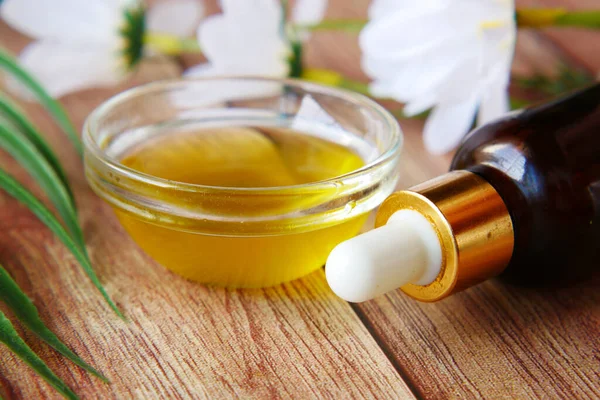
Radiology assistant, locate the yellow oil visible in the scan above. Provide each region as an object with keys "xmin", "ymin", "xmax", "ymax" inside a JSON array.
[{"xmin": 117, "ymin": 126, "xmax": 368, "ymax": 288}]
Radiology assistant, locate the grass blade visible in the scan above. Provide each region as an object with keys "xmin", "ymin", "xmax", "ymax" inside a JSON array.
[
  {"xmin": 0, "ymin": 49, "xmax": 82, "ymax": 156},
  {"xmin": 0, "ymin": 124, "xmax": 85, "ymax": 249},
  {"xmin": 0, "ymin": 310, "xmax": 78, "ymax": 400},
  {"xmin": 0, "ymin": 93, "xmax": 74, "ymax": 204},
  {"xmin": 0, "ymin": 169, "xmax": 124, "ymax": 318},
  {"xmin": 0, "ymin": 264, "xmax": 108, "ymax": 382}
]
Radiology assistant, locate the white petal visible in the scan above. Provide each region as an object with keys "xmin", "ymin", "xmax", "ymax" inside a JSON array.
[
  {"xmin": 360, "ymin": 37, "xmax": 466, "ymax": 93},
  {"xmin": 360, "ymin": 0, "xmax": 517, "ymax": 103},
  {"xmin": 6, "ymin": 41, "xmax": 122, "ymax": 99},
  {"xmin": 219, "ymin": 0, "xmax": 282, "ymax": 27},
  {"xmin": 292, "ymin": 0, "xmax": 327, "ymax": 40},
  {"xmin": 147, "ymin": 0, "xmax": 204, "ymax": 38},
  {"xmin": 403, "ymin": 92, "xmax": 437, "ymax": 116},
  {"xmin": 476, "ymin": 0, "xmax": 515, "ymax": 21},
  {"xmin": 0, "ymin": 0, "xmax": 118, "ymax": 43},
  {"xmin": 481, "ymin": 26, "xmax": 516, "ymax": 73},
  {"xmin": 360, "ymin": 5, "xmax": 479, "ymax": 96},
  {"xmin": 363, "ymin": 37, "xmax": 478, "ymax": 104},
  {"xmin": 292, "ymin": 0, "xmax": 327, "ymax": 25},
  {"xmin": 183, "ymin": 63, "xmax": 214, "ymax": 77},
  {"xmin": 360, "ymin": 5, "xmax": 455, "ymax": 60},
  {"xmin": 171, "ymin": 74, "xmax": 281, "ymax": 110},
  {"xmin": 197, "ymin": 1, "xmax": 289, "ymax": 77},
  {"xmin": 394, "ymin": 53, "xmax": 475, "ymax": 103},
  {"xmin": 423, "ymin": 97, "xmax": 478, "ymax": 155},
  {"xmin": 368, "ymin": 80, "xmax": 394, "ymax": 99},
  {"xmin": 368, "ymin": 0, "xmax": 451, "ymax": 19},
  {"xmin": 477, "ymin": 82, "xmax": 509, "ymax": 125},
  {"xmin": 368, "ymin": 0, "xmax": 400, "ymax": 19},
  {"xmin": 197, "ymin": 15, "xmax": 229, "ymax": 67}
]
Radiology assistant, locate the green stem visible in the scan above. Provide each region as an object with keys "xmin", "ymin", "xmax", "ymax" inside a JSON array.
[
  {"xmin": 391, "ymin": 108, "xmax": 430, "ymax": 120},
  {"xmin": 295, "ymin": 19, "xmax": 367, "ymax": 33},
  {"xmin": 338, "ymin": 78, "xmax": 370, "ymax": 96},
  {"xmin": 143, "ymin": 33, "xmax": 201, "ymax": 55},
  {"xmin": 553, "ymin": 11, "xmax": 600, "ymax": 28},
  {"xmin": 301, "ymin": 68, "xmax": 372, "ymax": 95},
  {"xmin": 517, "ymin": 9, "xmax": 600, "ymax": 28},
  {"xmin": 0, "ymin": 50, "xmax": 82, "ymax": 156},
  {"xmin": 297, "ymin": 9, "xmax": 600, "ymax": 32}
]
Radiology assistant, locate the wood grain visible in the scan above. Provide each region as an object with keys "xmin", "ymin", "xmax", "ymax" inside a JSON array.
[
  {"xmin": 0, "ymin": 20, "xmax": 413, "ymax": 400},
  {"xmin": 308, "ymin": 1, "xmax": 600, "ymax": 398},
  {"xmin": 1, "ymin": 0, "xmax": 600, "ymax": 398},
  {"xmin": 354, "ymin": 277, "xmax": 600, "ymax": 399},
  {"xmin": 0, "ymin": 224, "xmax": 412, "ymax": 399}
]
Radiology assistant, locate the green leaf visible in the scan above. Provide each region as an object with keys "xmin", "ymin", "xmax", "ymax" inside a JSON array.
[
  {"xmin": 0, "ymin": 265, "xmax": 108, "ymax": 382},
  {"xmin": 556, "ymin": 10, "xmax": 600, "ymax": 28},
  {"xmin": 0, "ymin": 94, "xmax": 74, "ymax": 205},
  {"xmin": 288, "ymin": 41, "xmax": 303, "ymax": 79},
  {"xmin": 0, "ymin": 310, "xmax": 78, "ymax": 400},
  {"xmin": 510, "ymin": 97, "xmax": 531, "ymax": 110},
  {"xmin": 295, "ymin": 18, "xmax": 367, "ymax": 33},
  {"xmin": 516, "ymin": 66, "xmax": 594, "ymax": 97},
  {"xmin": 0, "ymin": 170, "xmax": 124, "ymax": 319},
  {"xmin": 0, "ymin": 49, "xmax": 82, "ymax": 156},
  {"xmin": 0, "ymin": 124, "xmax": 85, "ymax": 250}
]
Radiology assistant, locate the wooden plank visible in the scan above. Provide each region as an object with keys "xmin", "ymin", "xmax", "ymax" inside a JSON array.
[
  {"xmin": 0, "ymin": 241, "xmax": 412, "ymax": 399},
  {"xmin": 352, "ymin": 128, "xmax": 600, "ymax": 399},
  {"xmin": 0, "ymin": 24, "xmax": 414, "ymax": 399},
  {"xmin": 354, "ymin": 275, "xmax": 600, "ymax": 398},
  {"xmin": 2, "ymin": 0, "xmax": 599, "ymax": 397},
  {"xmin": 311, "ymin": 0, "xmax": 600, "ymax": 398}
]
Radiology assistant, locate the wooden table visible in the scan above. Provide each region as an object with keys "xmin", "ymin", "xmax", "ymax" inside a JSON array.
[{"xmin": 1, "ymin": 1, "xmax": 599, "ymax": 398}]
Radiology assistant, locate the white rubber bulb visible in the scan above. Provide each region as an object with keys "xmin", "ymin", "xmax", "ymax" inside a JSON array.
[{"xmin": 325, "ymin": 209, "xmax": 442, "ymax": 303}]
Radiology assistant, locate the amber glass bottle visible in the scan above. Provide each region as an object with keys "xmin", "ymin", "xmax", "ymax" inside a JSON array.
[
  {"xmin": 326, "ymin": 84, "xmax": 600, "ymax": 303},
  {"xmin": 452, "ymin": 83, "xmax": 600, "ymax": 285}
]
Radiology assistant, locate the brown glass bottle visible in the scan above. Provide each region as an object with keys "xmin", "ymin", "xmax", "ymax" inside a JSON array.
[
  {"xmin": 326, "ymin": 84, "xmax": 600, "ymax": 304},
  {"xmin": 451, "ymin": 83, "xmax": 600, "ymax": 286}
]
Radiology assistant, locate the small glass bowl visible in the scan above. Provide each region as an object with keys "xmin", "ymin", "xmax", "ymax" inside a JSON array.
[{"xmin": 84, "ymin": 77, "xmax": 402, "ymax": 288}]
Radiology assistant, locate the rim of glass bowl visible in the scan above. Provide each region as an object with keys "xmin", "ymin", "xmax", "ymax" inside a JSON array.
[
  {"xmin": 84, "ymin": 76, "xmax": 402, "ymax": 193},
  {"xmin": 83, "ymin": 77, "xmax": 402, "ymax": 235}
]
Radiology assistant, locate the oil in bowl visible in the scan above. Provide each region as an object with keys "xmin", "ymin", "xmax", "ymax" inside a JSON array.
[
  {"xmin": 84, "ymin": 78, "xmax": 402, "ymax": 288},
  {"xmin": 117, "ymin": 126, "xmax": 369, "ymax": 287}
]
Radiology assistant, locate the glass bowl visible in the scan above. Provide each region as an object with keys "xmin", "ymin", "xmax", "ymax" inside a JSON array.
[{"xmin": 84, "ymin": 77, "xmax": 402, "ymax": 288}]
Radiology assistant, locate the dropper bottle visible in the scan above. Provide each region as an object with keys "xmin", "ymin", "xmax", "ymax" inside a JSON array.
[{"xmin": 326, "ymin": 83, "xmax": 600, "ymax": 303}]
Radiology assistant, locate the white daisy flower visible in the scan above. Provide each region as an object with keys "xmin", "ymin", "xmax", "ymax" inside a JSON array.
[
  {"xmin": 1, "ymin": 0, "xmax": 204, "ymax": 98},
  {"xmin": 185, "ymin": 0, "xmax": 328, "ymax": 78},
  {"xmin": 360, "ymin": 0, "xmax": 516, "ymax": 154}
]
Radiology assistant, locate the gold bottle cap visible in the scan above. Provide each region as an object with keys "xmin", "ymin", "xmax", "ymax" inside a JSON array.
[{"xmin": 375, "ymin": 170, "xmax": 514, "ymax": 302}]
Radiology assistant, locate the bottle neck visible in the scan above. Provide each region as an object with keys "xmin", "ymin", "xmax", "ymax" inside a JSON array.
[{"xmin": 375, "ymin": 170, "xmax": 515, "ymax": 301}]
